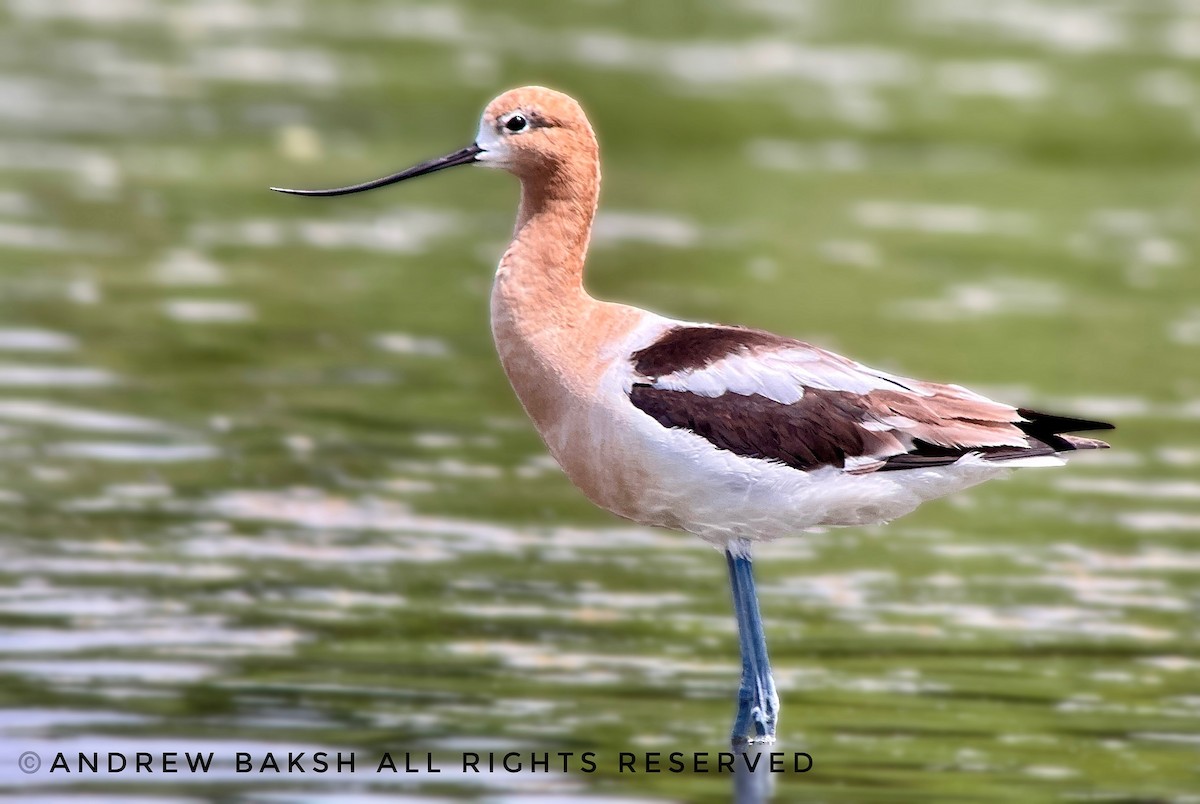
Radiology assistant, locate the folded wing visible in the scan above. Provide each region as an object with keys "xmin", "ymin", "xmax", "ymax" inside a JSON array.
[{"xmin": 627, "ymin": 326, "xmax": 1112, "ymax": 474}]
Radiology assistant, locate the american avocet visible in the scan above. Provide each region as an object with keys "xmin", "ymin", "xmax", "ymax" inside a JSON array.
[{"xmin": 273, "ymin": 86, "xmax": 1113, "ymax": 744}]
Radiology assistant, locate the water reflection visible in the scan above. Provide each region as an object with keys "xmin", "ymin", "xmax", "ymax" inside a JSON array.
[{"xmin": 731, "ymin": 744, "xmax": 775, "ymax": 804}]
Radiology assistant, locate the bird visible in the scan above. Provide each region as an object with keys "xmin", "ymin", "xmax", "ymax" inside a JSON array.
[{"xmin": 272, "ymin": 86, "xmax": 1113, "ymax": 744}]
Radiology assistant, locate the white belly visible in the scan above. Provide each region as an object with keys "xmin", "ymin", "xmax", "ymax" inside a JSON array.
[{"xmin": 561, "ymin": 351, "xmax": 1009, "ymax": 547}]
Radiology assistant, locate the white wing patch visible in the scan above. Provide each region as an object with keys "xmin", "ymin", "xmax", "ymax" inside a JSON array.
[{"xmin": 643, "ymin": 343, "xmax": 930, "ymax": 405}]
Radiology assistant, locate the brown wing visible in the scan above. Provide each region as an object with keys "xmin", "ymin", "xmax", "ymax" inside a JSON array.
[{"xmin": 628, "ymin": 326, "xmax": 1113, "ymax": 473}]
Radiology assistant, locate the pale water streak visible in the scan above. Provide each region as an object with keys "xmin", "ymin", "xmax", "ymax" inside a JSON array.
[
  {"xmin": 191, "ymin": 210, "xmax": 460, "ymax": 254},
  {"xmin": 0, "ymin": 329, "xmax": 77, "ymax": 352}
]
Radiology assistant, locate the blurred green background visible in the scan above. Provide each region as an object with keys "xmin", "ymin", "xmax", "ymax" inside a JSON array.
[{"xmin": 0, "ymin": 0, "xmax": 1198, "ymax": 801}]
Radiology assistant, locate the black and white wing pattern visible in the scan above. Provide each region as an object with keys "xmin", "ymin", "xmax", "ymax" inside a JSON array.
[{"xmin": 626, "ymin": 325, "xmax": 1111, "ymax": 475}]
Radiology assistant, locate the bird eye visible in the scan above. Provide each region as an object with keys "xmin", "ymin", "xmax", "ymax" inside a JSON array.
[{"xmin": 504, "ymin": 114, "xmax": 528, "ymax": 133}]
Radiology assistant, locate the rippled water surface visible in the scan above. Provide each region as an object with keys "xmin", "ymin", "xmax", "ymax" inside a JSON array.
[{"xmin": 1, "ymin": 0, "xmax": 1198, "ymax": 801}]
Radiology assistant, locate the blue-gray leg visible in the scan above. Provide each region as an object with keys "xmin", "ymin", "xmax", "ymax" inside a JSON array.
[{"xmin": 726, "ymin": 540, "xmax": 779, "ymax": 744}]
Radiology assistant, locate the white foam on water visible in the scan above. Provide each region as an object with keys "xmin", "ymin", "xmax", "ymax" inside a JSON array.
[
  {"xmin": 1023, "ymin": 765, "xmax": 1078, "ymax": 780},
  {"xmin": 192, "ymin": 209, "xmax": 458, "ymax": 254},
  {"xmin": 660, "ymin": 40, "xmax": 913, "ymax": 90},
  {"xmin": 152, "ymin": 249, "xmax": 227, "ymax": 286},
  {"xmin": 1139, "ymin": 656, "xmax": 1200, "ymax": 672},
  {"xmin": 412, "ymin": 433, "xmax": 462, "ymax": 449},
  {"xmin": 0, "ymin": 553, "xmax": 237, "ymax": 582},
  {"xmin": 592, "ymin": 211, "xmax": 702, "ymax": 249},
  {"xmin": 1088, "ymin": 208, "xmax": 1159, "ymax": 237},
  {"xmin": 1137, "ymin": 69, "xmax": 1195, "ymax": 108},
  {"xmin": 374, "ymin": 3, "xmax": 471, "ymax": 43},
  {"xmin": 181, "ymin": 531, "xmax": 413, "ymax": 566},
  {"xmin": 1039, "ymin": 395, "xmax": 1151, "ymax": 420},
  {"xmin": 49, "ymin": 442, "xmax": 218, "ymax": 462},
  {"xmin": 0, "ymin": 222, "xmax": 111, "ymax": 252},
  {"xmin": 1132, "ymin": 732, "xmax": 1200, "ymax": 745},
  {"xmin": 8, "ymin": 0, "xmax": 156, "ymax": 23},
  {"xmin": 908, "ymin": 0, "xmax": 1127, "ymax": 54},
  {"xmin": 746, "ymin": 139, "xmax": 867, "ymax": 173},
  {"xmin": 936, "ymin": 60, "xmax": 1050, "ymax": 101},
  {"xmin": 0, "ymin": 189, "xmax": 33, "ymax": 216},
  {"xmin": 0, "ymin": 400, "xmax": 170, "ymax": 433},
  {"xmin": 0, "ymin": 707, "xmax": 149, "ymax": 733},
  {"xmin": 67, "ymin": 277, "xmax": 102, "ymax": 305},
  {"xmin": 0, "ymin": 329, "xmax": 77, "ymax": 352},
  {"xmin": 1157, "ymin": 446, "xmax": 1200, "ymax": 466},
  {"xmin": 162, "ymin": 299, "xmax": 256, "ymax": 323},
  {"xmin": 567, "ymin": 31, "xmax": 911, "ymax": 126},
  {"xmin": 836, "ymin": 671, "xmax": 949, "ymax": 696},
  {"xmin": 104, "ymin": 483, "xmax": 173, "ymax": 499},
  {"xmin": 391, "ymin": 458, "xmax": 501, "ymax": 479},
  {"xmin": 1035, "ymin": 572, "xmax": 1189, "ymax": 613},
  {"xmin": 1168, "ymin": 308, "xmax": 1200, "ymax": 345},
  {"xmin": 855, "ymin": 200, "xmax": 1034, "ymax": 236},
  {"xmin": 0, "ymin": 659, "xmax": 216, "ymax": 684},
  {"xmin": 202, "ymin": 488, "xmax": 677, "ymax": 556},
  {"xmin": 61, "ymin": 39, "xmax": 175, "ymax": 100},
  {"xmin": 0, "ymin": 140, "xmax": 118, "ymax": 192},
  {"xmin": 373, "ymin": 332, "xmax": 451, "ymax": 357},
  {"xmin": 276, "ymin": 124, "xmax": 323, "ymax": 162},
  {"xmin": 733, "ymin": 0, "xmax": 824, "ymax": 24},
  {"xmin": 445, "ymin": 639, "xmax": 724, "ymax": 682},
  {"xmin": 1051, "ymin": 543, "xmax": 1200, "ymax": 572},
  {"xmin": 883, "ymin": 601, "xmax": 1174, "ymax": 642},
  {"xmin": 1054, "ymin": 477, "xmax": 1200, "ymax": 500},
  {"xmin": 170, "ymin": 0, "xmax": 304, "ymax": 34},
  {"xmin": 889, "ymin": 277, "xmax": 1063, "ymax": 321},
  {"xmin": 1164, "ymin": 17, "xmax": 1200, "ymax": 59},
  {"xmin": 1117, "ymin": 510, "xmax": 1200, "ymax": 533},
  {"xmin": 0, "ymin": 590, "xmax": 147, "ymax": 620},
  {"xmin": 189, "ymin": 45, "xmax": 341, "ymax": 88},
  {"xmin": 289, "ymin": 588, "xmax": 406, "ymax": 611},
  {"xmin": 0, "ymin": 364, "xmax": 116, "ymax": 387},
  {"xmin": 0, "ymin": 620, "xmax": 299, "ymax": 655},
  {"xmin": 769, "ymin": 570, "xmax": 894, "ymax": 611}
]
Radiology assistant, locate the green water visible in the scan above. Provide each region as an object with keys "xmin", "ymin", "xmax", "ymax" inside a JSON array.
[{"xmin": 1, "ymin": 0, "xmax": 1198, "ymax": 801}]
